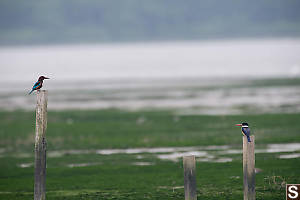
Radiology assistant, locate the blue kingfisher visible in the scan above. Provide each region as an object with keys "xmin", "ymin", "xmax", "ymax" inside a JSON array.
[{"xmin": 29, "ymin": 76, "xmax": 50, "ymax": 94}]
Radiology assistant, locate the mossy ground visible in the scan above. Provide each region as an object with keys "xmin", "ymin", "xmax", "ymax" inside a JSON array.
[{"xmin": 0, "ymin": 110, "xmax": 299, "ymax": 199}]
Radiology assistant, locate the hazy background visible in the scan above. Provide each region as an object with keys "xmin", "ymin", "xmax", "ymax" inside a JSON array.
[
  {"xmin": 0, "ymin": 0, "xmax": 299, "ymax": 113},
  {"xmin": 0, "ymin": 0, "xmax": 300, "ymax": 45},
  {"xmin": 1, "ymin": 2, "xmax": 300, "ymax": 199}
]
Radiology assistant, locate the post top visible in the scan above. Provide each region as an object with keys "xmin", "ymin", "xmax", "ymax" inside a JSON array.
[
  {"xmin": 183, "ymin": 155, "xmax": 195, "ymax": 158},
  {"xmin": 36, "ymin": 90, "xmax": 48, "ymax": 98},
  {"xmin": 37, "ymin": 90, "xmax": 48, "ymax": 93}
]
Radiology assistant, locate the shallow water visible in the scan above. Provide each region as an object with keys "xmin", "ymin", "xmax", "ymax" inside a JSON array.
[
  {"xmin": 0, "ymin": 39, "xmax": 300, "ymax": 114},
  {"xmin": 67, "ymin": 162, "xmax": 101, "ymax": 168},
  {"xmin": 278, "ymin": 153, "xmax": 300, "ymax": 159},
  {"xmin": 132, "ymin": 162, "xmax": 153, "ymax": 166},
  {"xmin": 7, "ymin": 143, "xmax": 300, "ymax": 167},
  {"xmin": 1, "ymin": 39, "xmax": 299, "ymax": 82},
  {"xmin": 18, "ymin": 163, "xmax": 33, "ymax": 168},
  {"xmin": 1, "ymin": 78, "xmax": 300, "ymax": 114}
]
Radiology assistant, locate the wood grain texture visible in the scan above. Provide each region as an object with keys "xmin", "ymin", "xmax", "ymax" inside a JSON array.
[
  {"xmin": 243, "ymin": 135, "xmax": 255, "ymax": 200},
  {"xmin": 183, "ymin": 155, "xmax": 197, "ymax": 200},
  {"xmin": 34, "ymin": 90, "xmax": 48, "ymax": 200}
]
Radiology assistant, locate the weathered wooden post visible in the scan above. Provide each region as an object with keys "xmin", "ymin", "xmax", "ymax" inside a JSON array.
[
  {"xmin": 243, "ymin": 135, "xmax": 255, "ymax": 200},
  {"xmin": 183, "ymin": 155, "xmax": 197, "ymax": 200},
  {"xmin": 34, "ymin": 90, "xmax": 48, "ymax": 200}
]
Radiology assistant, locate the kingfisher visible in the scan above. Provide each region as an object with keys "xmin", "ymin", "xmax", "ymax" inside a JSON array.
[
  {"xmin": 235, "ymin": 122, "xmax": 251, "ymax": 142},
  {"xmin": 28, "ymin": 76, "xmax": 50, "ymax": 94}
]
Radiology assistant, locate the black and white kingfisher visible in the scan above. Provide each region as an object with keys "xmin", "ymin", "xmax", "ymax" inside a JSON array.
[{"xmin": 235, "ymin": 122, "xmax": 251, "ymax": 142}]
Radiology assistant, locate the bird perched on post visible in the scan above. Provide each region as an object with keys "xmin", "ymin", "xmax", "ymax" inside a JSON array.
[
  {"xmin": 235, "ymin": 122, "xmax": 251, "ymax": 142},
  {"xmin": 29, "ymin": 76, "xmax": 50, "ymax": 94}
]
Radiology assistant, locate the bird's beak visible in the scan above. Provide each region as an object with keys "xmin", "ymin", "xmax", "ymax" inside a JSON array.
[
  {"xmin": 235, "ymin": 124, "xmax": 242, "ymax": 127},
  {"xmin": 44, "ymin": 77, "xmax": 50, "ymax": 79}
]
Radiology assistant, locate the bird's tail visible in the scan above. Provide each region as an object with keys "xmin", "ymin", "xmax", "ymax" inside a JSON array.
[
  {"xmin": 247, "ymin": 136, "xmax": 251, "ymax": 142},
  {"xmin": 28, "ymin": 89, "xmax": 34, "ymax": 95}
]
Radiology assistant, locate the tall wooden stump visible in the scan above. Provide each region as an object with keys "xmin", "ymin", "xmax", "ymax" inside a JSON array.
[
  {"xmin": 183, "ymin": 155, "xmax": 197, "ymax": 200},
  {"xmin": 34, "ymin": 90, "xmax": 48, "ymax": 200},
  {"xmin": 243, "ymin": 135, "xmax": 255, "ymax": 200}
]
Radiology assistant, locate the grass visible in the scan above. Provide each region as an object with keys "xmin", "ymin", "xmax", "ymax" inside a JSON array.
[{"xmin": 0, "ymin": 109, "xmax": 299, "ymax": 199}]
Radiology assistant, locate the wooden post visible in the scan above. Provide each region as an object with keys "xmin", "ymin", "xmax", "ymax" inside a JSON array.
[
  {"xmin": 34, "ymin": 90, "xmax": 48, "ymax": 200},
  {"xmin": 243, "ymin": 135, "xmax": 255, "ymax": 200},
  {"xmin": 183, "ymin": 155, "xmax": 197, "ymax": 200}
]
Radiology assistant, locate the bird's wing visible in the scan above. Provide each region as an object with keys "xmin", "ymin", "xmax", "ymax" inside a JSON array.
[
  {"xmin": 32, "ymin": 81, "xmax": 41, "ymax": 89},
  {"xmin": 242, "ymin": 127, "xmax": 251, "ymax": 137}
]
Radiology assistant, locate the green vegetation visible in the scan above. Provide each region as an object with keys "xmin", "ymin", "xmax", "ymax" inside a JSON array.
[
  {"xmin": 0, "ymin": 110, "xmax": 299, "ymax": 199},
  {"xmin": 1, "ymin": 0, "xmax": 300, "ymax": 45},
  {"xmin": 1, "ymin": 110, "xmax": 300, "ymax": 151}
]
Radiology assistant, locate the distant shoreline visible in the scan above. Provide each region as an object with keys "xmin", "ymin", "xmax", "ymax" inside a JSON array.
[{"xmin": 1, "ymin": 36, "xmax": 300, "ymax": 48}]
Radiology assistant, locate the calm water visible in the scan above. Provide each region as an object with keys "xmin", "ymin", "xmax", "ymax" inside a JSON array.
[
  {"xmin": 0, "ymin": 39, "xmax": 300, "ymax": 113},
  {"xmin": 2, "ymin": 143, "xmax": 300, "ymax": 166},
  {"xmin": 1, "ymin": 38, "xmax": 300, "ymax": 82}
]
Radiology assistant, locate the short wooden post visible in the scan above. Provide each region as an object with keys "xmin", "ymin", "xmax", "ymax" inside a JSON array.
[
  {"xmin": 243, "ymin": 135, "xmax": 255, "ymax": 200},
  {"xmin": 34, "ymin": 90, "xmax": 48, "ymax": 200},
  {"xmin": 183, "ymin": 155, "xmax": 197, "ymax": 200}
]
